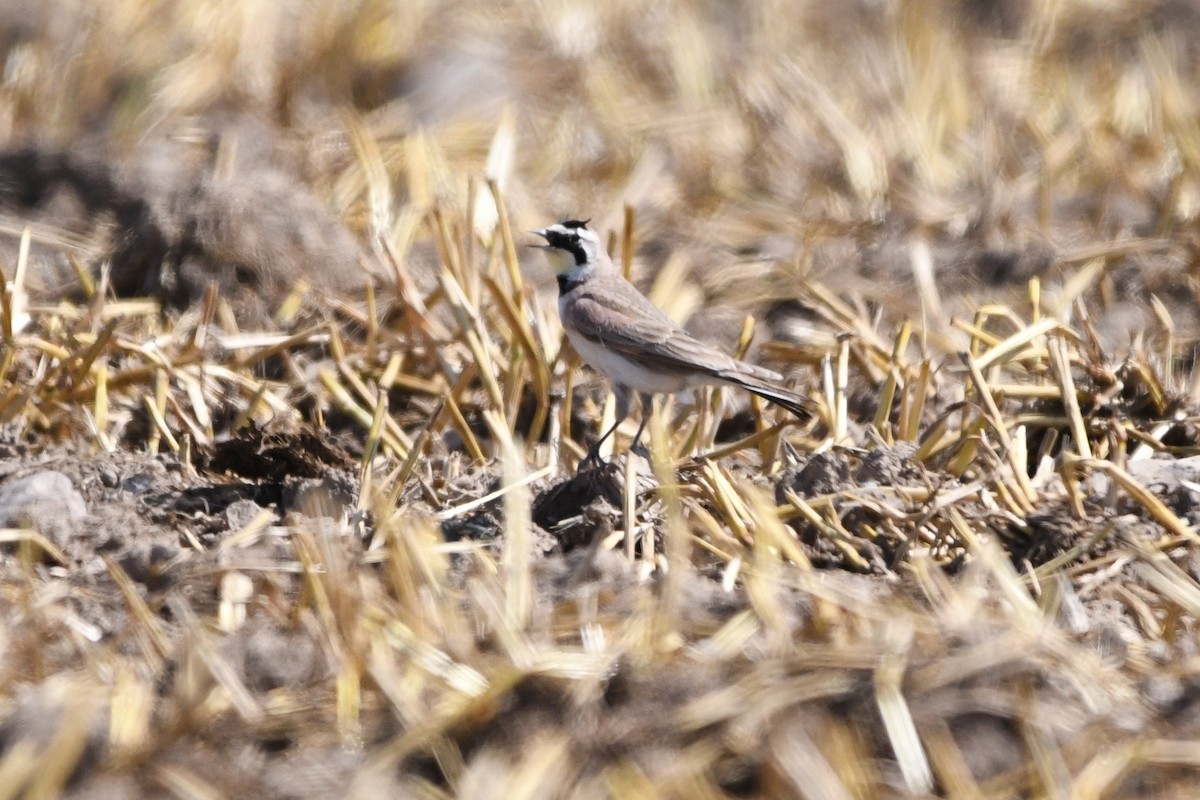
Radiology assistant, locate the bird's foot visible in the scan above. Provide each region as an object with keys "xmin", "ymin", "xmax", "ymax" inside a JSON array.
[{"xmin": 577, "ymin": 446, "xmax": 606, "ymax": 475}]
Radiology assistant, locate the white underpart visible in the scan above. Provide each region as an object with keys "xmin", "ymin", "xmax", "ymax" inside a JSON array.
[{"xmin": 564, "ymin": 325, "xmax": 717, "ymax": 395}]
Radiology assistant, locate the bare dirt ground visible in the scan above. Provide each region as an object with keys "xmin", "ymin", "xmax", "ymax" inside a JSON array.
[{"xmin": 4, "ymin": 1, "xmax": 1200, "ymax": 797}]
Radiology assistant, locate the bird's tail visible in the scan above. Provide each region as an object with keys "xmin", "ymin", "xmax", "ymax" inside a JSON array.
[{"xmin": 718, "ymin": 371, "xmax": 814, "ymax": 419}]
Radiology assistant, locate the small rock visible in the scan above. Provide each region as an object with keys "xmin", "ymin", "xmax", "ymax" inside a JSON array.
[
  {"xmin": 778, "ymin": 451, "xmax": 854, "ymax": 500},
  {"xmin": 856, "ymin": 441, "xmax": 923, "ymax": 486},
  {"xmin": 1141, "ymin": 675, "xmax": 1185, "ymax": 711},
  {"xmin": 225, "ymin": 498, "xmax": 269, "ymax": 531},
  {"xmin": 0, "ymin": 471, "xmax": 87, "ymax": 544},
  {"xmin": 122, "ymin": 472, "xmax": 154, "ymax": 494},
  {"xmin": 236, "ymin": 627, "xmax": 326, "ymax": 692}
]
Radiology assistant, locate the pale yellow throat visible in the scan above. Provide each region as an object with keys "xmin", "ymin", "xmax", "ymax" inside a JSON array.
[{"xmin": 544, "ymin": 247, "xmax": 576, "ymax": 274}]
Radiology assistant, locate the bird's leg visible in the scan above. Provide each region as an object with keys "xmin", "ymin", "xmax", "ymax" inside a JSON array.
[
  {"xmin": 580, "ymin": 386, "xmax": 634, "ymax": 472},
  {"xmin": 629, "ymin": 393, "xmax": 654, "ymax": 458}
]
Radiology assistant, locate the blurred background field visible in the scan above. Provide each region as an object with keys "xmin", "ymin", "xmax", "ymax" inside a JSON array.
[{"xmin": 3, "ymin": 0, "xmax": 1200, "ymax": 797}]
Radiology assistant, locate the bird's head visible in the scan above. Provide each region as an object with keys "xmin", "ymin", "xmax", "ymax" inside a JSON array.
[{"xmin": 530, "ymin": 219, "xmax": 603, "ymax": 275}]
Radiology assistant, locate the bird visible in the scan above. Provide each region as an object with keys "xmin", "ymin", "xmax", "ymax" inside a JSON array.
[{"xmin": 531, "ymin": 219, "xmax": 813, "ymax": 468}]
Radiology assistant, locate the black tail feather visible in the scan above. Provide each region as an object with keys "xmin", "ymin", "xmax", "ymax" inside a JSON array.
[{"xmin": 720, "ymin": 373, "xmax": 814, "ymax": 419}]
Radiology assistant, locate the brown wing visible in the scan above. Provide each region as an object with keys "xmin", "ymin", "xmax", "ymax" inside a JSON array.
[
  {"xmin": 566, "ymin": 276, "xmax": 742, "ymax": 375},
  {"xmin": 566, "ymin": 275, "xmax": 810, "ymax": 416}
]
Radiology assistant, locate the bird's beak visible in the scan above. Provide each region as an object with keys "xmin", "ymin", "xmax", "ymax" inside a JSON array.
[{"xmin": 528, "ymin": 229, "xmax": 550, "ymax": 248}]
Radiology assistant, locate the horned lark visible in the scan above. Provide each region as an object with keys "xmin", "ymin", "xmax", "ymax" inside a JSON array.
[{"xmin": 532, "ymin": 219, "xmax": 812, "ymax": 466}]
